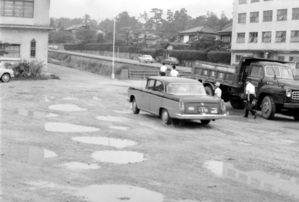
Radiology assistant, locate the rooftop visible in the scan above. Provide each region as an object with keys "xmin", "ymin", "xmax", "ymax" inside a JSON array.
[{"xmin": 178, "ymin": 26, "xmax": 217, "ymax": 35}]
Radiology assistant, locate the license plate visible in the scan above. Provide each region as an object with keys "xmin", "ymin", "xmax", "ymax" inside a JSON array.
[{"xmin": 198, "ymin": 107, "xmax": 209, "ymax": 113}]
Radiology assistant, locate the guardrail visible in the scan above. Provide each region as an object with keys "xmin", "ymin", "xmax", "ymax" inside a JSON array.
[{"xmin": 120, "ymin": 69, "xmax": 192, "ymax": 80}]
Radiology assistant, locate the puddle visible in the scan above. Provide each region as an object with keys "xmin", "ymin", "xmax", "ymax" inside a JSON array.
[
  {"xmin": 63, "ymin": 97, "xmax": 78, "ymax": 100},
  {"xmin": 18, "ymin": 109, "xmax": 45, "ymax": 119},
  {"xmin": 204, "ymin": 160, "xmax": 299, "ymax": 199},
  {"xmin": 48, "ymin": 104, "xmax": 87, "ymax": 111},
  {"xmin": 1, "ymin": 145, "xmax": 57, "ymax": 160},
  {"xmin": 96, "ymin": 116, "xmax": 131, "ymax": 122},
  {"xmin": 237, "ymin": 142, "xmax": 252, "ymax": 146},
  {"xmin": 88, "ymin": 104, "xmax": 95, "ymax": 106},
  {"xmin": 61, "ymin": 162, "xmax": 100, "ymax": 170},
  {"xmin": 109, "ymin": 126, "xmax": 129, "ymax": 131},
  {"xmin": 93, "ymin": 96, "xmax": 101, "ymax": 100},
  {"xmin": 45, "ymin": 122, "xmax": 100, "ymax": 133},
  {"xmin": 268, "ymin": 139, "xmax": 297, "ymax": 145},
  {"xmin": 113, "ymin": 110, "xmax": 132, "ymax": 114},
  {"xmin": 76, "ymin": 184, "xmax": 164, "ymax": 202},
  {"xmin": 45, "ymin": 113, "xmax": 59, "ymax": 118},
  {"xmin": 16, "ymin": 92, "xmax": 31, "ymax": 95},
  {"xmin": 72, "ymin": 137, "xmax": 137, "ymax": 148},
  {"xmin": 91, "ymin": 151, "xmax": 146, "ymax": 164}
]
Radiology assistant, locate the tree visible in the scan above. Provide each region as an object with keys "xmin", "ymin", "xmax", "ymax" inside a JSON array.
[
  {"xmin": 75, "ymin": 28, "xmax": 96, "ymax": 44},
  {"xmin": 49, "ymin": 31, "xmax": 73, "ymax": 43},
  {"xmin": 83, "ymin": 14, "xmax": 91, "ymax": 25},
  {"xmin": 120, "ymin": 27, "xmax": 133, "ymax": 45}
]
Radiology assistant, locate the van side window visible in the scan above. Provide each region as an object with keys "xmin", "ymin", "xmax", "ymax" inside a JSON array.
[
  {"xmin": 147, "ymin": 79, "xmax": 155, "ymax": 90},
  {"xmin": 154, "ymin": 81, "xmax": 164, "ymax": 92},
  {"xmin": 250, "ymin": 66, "xmax": 264, "ymax": 78}
]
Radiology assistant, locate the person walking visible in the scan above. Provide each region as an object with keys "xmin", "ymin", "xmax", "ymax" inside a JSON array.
[
  {"xmin": 159, "ymin": 63, "xmax": 167, "ymax": 76},
  {"xmin": 244, "ymin": 79, "xmax": 257, "ymax": 119},
  {"xmin": 214, "ymin": 82, "xmax": 222, "ymax": 98},
  {"xmin": 170, "ymin": 65, "xmax": 179, "ymax": 77}
]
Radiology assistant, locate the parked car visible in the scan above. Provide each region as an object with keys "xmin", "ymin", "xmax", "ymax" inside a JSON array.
[
  {"xmin": 138, "ymin": 55, "xmax": 155, "ymax": 63},
  {"xmin": 48, "ymin": 45, "xmax": 59, "ymax": 50},
  {"xmin": 127, "ymin": 76, "xmax": 227, "ymax": 125},
  {"xmin": 163, "ymin": 57, "xmax": 179, "ymax": 65},
  {"xmin": 0, "ymin": 58, "xmax": 17, "ymax": 83}
]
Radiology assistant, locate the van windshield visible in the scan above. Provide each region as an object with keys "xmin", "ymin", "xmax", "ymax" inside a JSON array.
[
  {"xmin": 167, "ymin": 83, "xmax": 206, "ymax": 95},
  {"xmin": 265, "ymin": 65, "xmax": 294, "ymax": 80}
]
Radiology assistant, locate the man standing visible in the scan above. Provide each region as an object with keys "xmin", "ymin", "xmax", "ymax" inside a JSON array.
[
  {"xmin": 244, "ymin": 79, "xmax": 257, "ymax": 119},
  {"xmin": 170, "ymin": 65, "xmax": 179, "ymax": 77},
  {"xmin": 159, "ymin": 63, "xmax": 167, "ymax": 76},
  {"xmin": 214, "ymin": 82, "xmax": 222, "ymax": 98}
]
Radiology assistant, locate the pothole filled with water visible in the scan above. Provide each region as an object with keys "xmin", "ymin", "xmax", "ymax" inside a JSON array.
[
  {"xmin": 45, "ymin": 122, "xmax": 100, "ymax": 133},
  {"xmin": 268, "ymin": 139, "xmax": 297, "ymax": 145},
  {"xmin": 45, "ymin": 113, "xmax": 59, "ymax": 118},
  {"xmin": 18, "ymin": 109, "xmax": 45, "ymax": 119},
  {"xmin": 93, "ymin": 96, "xmax": 101, "ymax": 100},
  {"xmin": 109, "ymin": 126, "xmax": 129, "ymax": 131},
  {"xmin": 91, "ymin": 151, "xmax": 146, "ymax": 164},
  {"xmin": 1, "ymin": 145, "xmax": 57, "ymax": 160},
  {"xmin": 76, "ymin": 184, "xmax": 164, "ymax": 202},
  {"xmin": 61, "ymin": 162, "xmax": 100, "ymax": 170},
  {"xmin": 72, "ymin": 137, "xmax": 137, "ymax": 149},
  {"xmin": 48, "ymin": 104, "xmax": 87, "ymax": 112},
  {"xmin": 96, "ymin": 116, "xmax": 131, "ymax": 122},
  {"xmin": 204, "ymin": 160, "xmax": 299, "ymax": 199},
  {"xmin": 113, "ymin": 110, "xmax": 132, "ymax": 114}
]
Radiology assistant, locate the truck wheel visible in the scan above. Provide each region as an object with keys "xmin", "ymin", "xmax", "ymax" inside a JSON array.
[
  {"xmin": 204, "ymin": 86, "xmax": 214, "ymax": 96},
  {"xmin": 201, "ymin": 120, "xmax": 211, "ymax": 125},
  {"xmin": 161, "ymin": 109, "xmax": 172, "ymax": 125},
  {"xmin": 293, "ymin": 112, "xmax": 299, "ymax": 121},
  {"xmin": 132, "ymin": 98, "xmax": 140, "ymax": 114},
  {"xmin": 261, "ymin": 96, "xmax": 276, "ymax": 119},
  {"xmin": 230, "ymin": 99, "xmax": 245, "ymax": 109},
  {"xmin": 1, "ymin": 73, "xmax": 11, "ymax": 83}
]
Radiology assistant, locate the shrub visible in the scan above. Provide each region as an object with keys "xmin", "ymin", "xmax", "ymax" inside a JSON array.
[
  {"xmin": 12, "ymin": 60, "xmax": 45, "ymax": 78},
  {"xmin": 207, "ymin": 51, "xmax": 231, "ymax": 64},
  {"xmin": 167, "ymin": 50, "xmax": 208, "ymax": 61}
]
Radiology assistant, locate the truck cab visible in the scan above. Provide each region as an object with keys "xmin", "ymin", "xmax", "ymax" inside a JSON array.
[{"xmin": 245, "ymin": 61, "xmax": 299, "ymax": 120}]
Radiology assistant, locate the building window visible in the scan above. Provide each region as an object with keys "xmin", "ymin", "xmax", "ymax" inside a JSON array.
[
  {"xmin": 263, "ymin": 10, "xmax": 272, "ymax": 22},
  {"xmin": 291, "ymin": 31, "xmax": 299, "ymax": 42},
  {"xmin": 275, "ymin": 31, "xmax": 286, "ymax": 43},
  {"xmin": 236, "ymin": 55, "xmax": 242, "ymax": 62},
  {"xmin": 293, "ymin": 8, "xmax": 299, "ymax": 20},
  {"xmin": 290, "ymin": 57, "xmax": 299, "ymax": 62},
  {"xmin": 237, "ymin": 33, "xmax": 245, "ymax": 43},
  {"xmin": 277, "ymin": 9, "xmax": 287, "ymax": 21},
  {"xmin": 277, "ymin": 56, "xmax": 285, "ymax": 61},
  {"xmin": 0, "ymin": 0, "xmax": 34, "ymax": 18},
  {"xmin": 30, "ymin": 39, "xmax": 36, "ymax": 57},
  {"xmin": 221, "ymin": 36, "xmax": 231, "ymax": 43},
  {"xmin": 239, "ymin": 0, "xmax": 246, "ymax": 4},
  {"xmin": 238, "ymin": 13, "xmax": 246, "ymax": 23},
  {"xmin": 251, "ymin": 0, "xmax": 259, "ymax": 2},
  {"xmin": 250, "ymin": 12, "xmax": 259, "ymax": 22},
  {"xmin": 262, "ymin": 32, "xmax": 271, "ymax": 43},
  {"xmin": 0, "ymin": 44, "xmax": 20, "ymax": 58},
  {"xmin": 249, "ymin": 32, "xmax": 258, "ymax": 43}
]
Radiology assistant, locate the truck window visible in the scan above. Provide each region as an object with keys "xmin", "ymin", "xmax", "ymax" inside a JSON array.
[
  {"xmin": 147, "ymin": 79, "xmax": 155, "ymax": 90},
  {"xmin": 154, "ymin": 81, "xmax": 164, "ymax": 92},
  {"xmin": 281, "ymin": 66, "xmax": 293, "ymax": 79},
  {"xmin": 265, "ymin": 66, "xmax": 281, "ymax": 77},
  {"xmin": 250, "ymin": 65, "xmax": 264, "ymax": 78}
]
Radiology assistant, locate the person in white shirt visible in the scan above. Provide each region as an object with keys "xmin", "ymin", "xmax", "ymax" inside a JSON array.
[
  {"xmin": 244, "ymin": 79, "xmax": 256, "ymax": 119},
  {"xmin": 214, "ymin": 82, "xmax": 222, "ymax": 98},
  {"xmin": 159, "ymin": 63, "xmax": 167, "ymax": 76},
  {"xmin": 170, "ymin": 65, "xmax": 179, "ymax": 77}
]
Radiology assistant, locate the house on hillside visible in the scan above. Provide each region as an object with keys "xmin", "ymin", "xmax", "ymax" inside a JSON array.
[
  {"xmin": 217, "ymin": 23, "xmax": 232, "ymax": 50},
  {"xmin": 0, "ymin": 0, "xmax": 52, "ymax": 68},
  {"xmin": 178, "ymin": 26, "xmax": 218, "ymax": 44}
]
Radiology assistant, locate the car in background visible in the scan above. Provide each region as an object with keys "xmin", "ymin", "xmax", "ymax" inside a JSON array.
[
  {"xmin": 163, "ymin": 57, "xmax": 179, "ymax": 65},
  {"xmin": 0, "ymin": 58, "xmax": 17, "ymax": 83},
  {"xmin": 127, "ymin": 76, "xmax": 227, "ymax": 125},
  {"xmin": 138, "ymin": 55, "xmax": 155, "ymax": 63},
  {"xmin": 48, "ymin": 45, "xmax": 59, "ymax": 50}
]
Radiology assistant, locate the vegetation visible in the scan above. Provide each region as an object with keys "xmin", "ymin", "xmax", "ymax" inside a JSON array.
[{"xmin": 11, "ymin": 60, "xmax": 46, "ymax": 79}]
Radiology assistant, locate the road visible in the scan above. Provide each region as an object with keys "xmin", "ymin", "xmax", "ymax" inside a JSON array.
[{"xmin": 1, "ymin": 63, "xmax": 298, "ymax": 202}]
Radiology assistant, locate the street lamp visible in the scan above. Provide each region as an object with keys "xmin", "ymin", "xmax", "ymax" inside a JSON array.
[{"xmin": 112, "ymin": 16, "xmax": 117, "ymax": 79}]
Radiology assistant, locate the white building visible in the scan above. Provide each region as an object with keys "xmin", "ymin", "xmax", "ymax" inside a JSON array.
[
  {"xmin": 231, "ymin": 0, "xmax": 299, "ymax": 64},
  {"xmin": 0, "ymin": 0, "xmax": 52, "ymax": 68}
]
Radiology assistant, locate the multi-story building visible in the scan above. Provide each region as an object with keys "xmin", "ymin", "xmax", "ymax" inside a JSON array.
[
  {"xmin": 231, "ymin": 0, "xmax": 299, "ymax": 64},
  {"xmin": 0, "ymin": 0, "xmax": 52, "ymax": 67}
]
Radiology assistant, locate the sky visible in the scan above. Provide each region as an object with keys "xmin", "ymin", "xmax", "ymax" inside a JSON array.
[{"xmin": 49, "ymin": 0, "xmax": 233, "ymax": 22}]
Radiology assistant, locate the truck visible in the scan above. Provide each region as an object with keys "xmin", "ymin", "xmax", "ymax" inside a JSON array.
[{"xmin": 191, "ymin": 57, "xmax": 299, "ymax": 120}]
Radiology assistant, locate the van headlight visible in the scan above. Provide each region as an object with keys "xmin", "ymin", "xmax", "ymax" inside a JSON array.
[
  {"xmin": 179, "ymin": 99, "xmax": 185, "ymax": 112},
  {"xmin": 286, "ymin": 89, "xmax": 292, "ymax": 97}
]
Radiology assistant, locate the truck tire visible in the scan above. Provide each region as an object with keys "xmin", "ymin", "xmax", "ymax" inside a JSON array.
[
  {"xmin": 261, "ymin": 96, "xmax": 276, "ymax": 120},
  {"xmin": 230, "ymin": 99, "xmax": 245, "ymax": 109},
  {"xmin": 204, "ymin": 86, "xmax": 214, "ymax": 96},
  {"xmin": 293, "ymin": 111, "xmax": 299, "ymax": 121},
  {"xmin": 201, "ymin": 120, "xmax": 211, "ymax": 125},
  {"xmin": 132, "ymin": 98, "xmax": 140, "ymax": 114}
]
